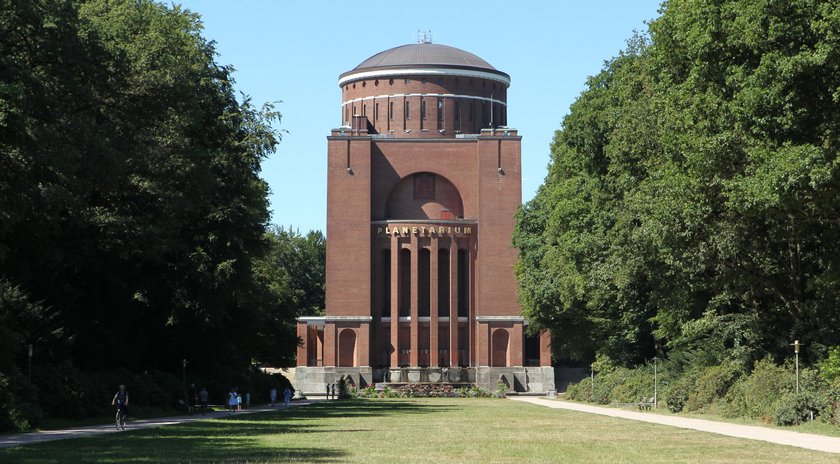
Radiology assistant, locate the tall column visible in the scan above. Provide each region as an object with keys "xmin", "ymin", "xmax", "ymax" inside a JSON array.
[
  {"xmin": 469, "ymin": 239, "xmax": 476, "ymax": 367},
  {"xmin": 358, "ymin": 322, "xmax": 370, "ymax": 367},
  {"xmin": 449, "ymin": 237, "xmax": 459, "ymax": 367},
  {"xmin": 511, "ymin": 322, "xmax": 524, "ymax": 367},
  {"xmin": 430, "ymin": 237, "xmax": 439, "ymax": 367},
  {"xmin": 296, "ymin": 321, "xmax": 308, "ymax": 366},
  {"xmin": 390, "ymin": 234, "xmax": 400, "ymax": 367},
  {"xmin": 539, "ymin": 330, "xmax": 552, "ymax": 366},
  {"xmin": 409, "ymin": 235, "xmax": 419, "ymax": 366},
  {"xmin": 324, "ymin": 323, "xmax": 336, "ymax": 367}
]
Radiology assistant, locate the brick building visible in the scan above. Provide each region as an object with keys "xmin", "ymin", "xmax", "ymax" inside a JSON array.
[{"xmin": 295, "ymin": 40, "xmax": 554, "ymax": 394}]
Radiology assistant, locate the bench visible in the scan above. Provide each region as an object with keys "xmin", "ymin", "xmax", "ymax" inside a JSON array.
[{"xmin": 637, "ymin": 397, "xmax": 654, "ymax": 410}]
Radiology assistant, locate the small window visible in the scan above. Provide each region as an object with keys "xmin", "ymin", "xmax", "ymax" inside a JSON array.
[
  {"xmin": 454, "ymin": 101, "xmax": 460, "ymax": 122},
  {"xmin": 353, "ymin": 83, "xmax": 356, "ymax": 89},
  {"xmin": 362, "ymin": 81, "xmax": 366, "ymax": 87},
  {"xmin": 375, "ymin": 102, "xmax": 379, "ymax": 120},
  {"xmin": 405, "ymin": 101, "xmax": 410, "ymax": 119},
  {"xmin": 389, "ymin": 79, "xmax": 394, "ymax": 85},
  {"xmin": 374, "ymin": 79, "xmax": 379, "ymax": 86},
  {"xmin": 420, "ymin": 99, "xmax": 426, "ymax": 120},
  {"xmin": 437, "ymin": 98, "xmax": 443, "ymax": 129},
  {"xmin": 362, "ymin": 104, "xmax": 366, "ymax": 117},
  {"xmin": 389, "ymin": 101, "xmax": 394, "ymax": 120}
]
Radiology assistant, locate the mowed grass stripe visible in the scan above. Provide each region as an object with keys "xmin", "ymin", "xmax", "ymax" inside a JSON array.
[{"xmin": 0, "ymin": 398, "xmax": 836, "ymax": 463}]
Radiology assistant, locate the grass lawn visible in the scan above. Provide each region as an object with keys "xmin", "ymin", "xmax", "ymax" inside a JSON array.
[{"xmin": 1, "ymin": 398, "xmax": 837, "ymax": 463}]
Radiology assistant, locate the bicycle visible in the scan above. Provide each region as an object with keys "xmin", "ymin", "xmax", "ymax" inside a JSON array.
[{"xmin": 115, "ymin": 406, "xmax": 126, "ymax": 431}]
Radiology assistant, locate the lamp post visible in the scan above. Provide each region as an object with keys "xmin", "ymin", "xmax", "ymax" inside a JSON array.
[
  {"xmin": 27, "ymin": 344, "xmax": 33, "ymax": 383},
  {"xmin": 591, "ymin": 363, "xmax": 595, "ymax": 402},
  {"xmin": 795, "ymin": 341, "xmax": 800, "ymax": 394},
  {"xmin": 652, "ymin": 356, "xmax": 659, "ymax": 409}
]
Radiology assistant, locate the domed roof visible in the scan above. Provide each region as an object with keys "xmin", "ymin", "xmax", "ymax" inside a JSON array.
[
  {"xmin": 339, "ymin": 43, "xmax": 510, "ymax": 86},
  {"xmin": 353, "ymin": 43, "xmax": 497, "ymax": 71}
]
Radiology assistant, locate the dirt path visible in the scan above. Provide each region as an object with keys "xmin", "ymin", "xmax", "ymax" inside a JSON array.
[{"xmin": 509, "ymin": 396, "xmax": 840, "ymax": 454}]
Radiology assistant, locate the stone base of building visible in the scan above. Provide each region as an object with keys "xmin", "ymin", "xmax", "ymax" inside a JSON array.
[
  {"xmin": 475, "ymin": 366, "xmax": 555, "ymax": 393},
  {"xmin": 294, "ymin": 366, "xmax": 554, "ymax": 396},
  {"xmin": 293, "ymin": 366, "xmax": 374, "ymax": 396}
]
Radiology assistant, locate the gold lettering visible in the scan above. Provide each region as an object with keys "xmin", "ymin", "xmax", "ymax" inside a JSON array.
[
  {"xmin": 464, "ymin": 227, "xmax": 472, "ymax": 234},
  {"xmin": 455, "ymin": 227, "xmax": 461, "ymax": 234},
  {"xmin": 448, "ymin": 227, "xmax": 452, "ymax": 234},
  {"xmin": 420, "ymin": 226, "xmax": 426, "ymax": 235},
  {"xmin": 377, "ymin": 227, "xmax": 383, "ymax": 235},
  {"xmin": 402, "ymin": 227, "xmax": 409, "ymax": 235},
  {"xmin": 412, "ymin": 227, "xmax": 418, "ymax": 234}
]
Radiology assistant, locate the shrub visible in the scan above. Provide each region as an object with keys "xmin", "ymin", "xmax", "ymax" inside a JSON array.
[
  {"xmin": 772, "ymin": 392, "xmax": 825, "ymax": 426},
  {"xmin": 721, "ymin": 358, "xmax": 793, "ymax": 421},
  {"xmin": 0, "ymin": 372, "xmax": 44, "ymax": 432},
  {"xmin": 684, "ymin": 363, "xmax": 742, "ymax": 412},
  {"xmin": 494, "ymin": 380, "xmax": 508, "ymax": 399},
  {"xmin": 355, "ymin": 386, "xmax": 377, "ymax": 398},
  {"xmin": 817, "ymin": 347, "xmax": 840, "ymax": 383},
  {"xmin": 664, "ymin": 375, "xmax": 692, "ymax": 413},
  {"xmin": 609, "ymin": 367, "xmax": 656, "ymax": 404},
  {"xmin": 819, "ymin": 381, "xmax": 840, "ymax": 425},
  {"xmin": 355, "ymin": 384, "xmax": 493, "ymax": 399},
  {"xmin": 566, "ymin": 365, "xmax": 659, "ymax": 405}
]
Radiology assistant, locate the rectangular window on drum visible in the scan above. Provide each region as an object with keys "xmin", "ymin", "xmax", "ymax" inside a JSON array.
[{"xmin": 437, "ymin": 98, "xmax": 443, "ymax": 130}]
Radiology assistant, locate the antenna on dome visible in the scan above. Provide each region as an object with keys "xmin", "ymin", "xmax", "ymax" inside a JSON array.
[{"xmin": 417, "ymin": 30, "xmax": 433, "ymax": 44}]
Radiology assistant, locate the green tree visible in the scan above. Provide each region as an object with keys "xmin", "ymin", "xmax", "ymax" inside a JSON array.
[
  {"xmin": 515, "ymin": 0, "xmax": 840, "ymax": 369},
  {"xmin": 252, "ymin": 227, "xmax": 326, "ymax": 366},
  {"xmin": 0, "ymin": 0, "xmax": 286, "ymax": 386}
]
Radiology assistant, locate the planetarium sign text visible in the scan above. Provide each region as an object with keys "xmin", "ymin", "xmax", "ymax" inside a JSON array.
[{"xmin": 376, "ymin": 225, "xmax": 473, "ymax": 237}]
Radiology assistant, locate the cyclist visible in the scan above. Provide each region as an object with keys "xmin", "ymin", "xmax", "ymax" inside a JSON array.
[{"xmin": 112, "ymin": 384, "xmax": 129, "ymax": 430}]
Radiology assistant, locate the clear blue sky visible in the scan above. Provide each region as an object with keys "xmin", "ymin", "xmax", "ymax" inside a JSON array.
[{"xmin": 176, "ymin": 0, "xmax": 663, "ymax": 233}]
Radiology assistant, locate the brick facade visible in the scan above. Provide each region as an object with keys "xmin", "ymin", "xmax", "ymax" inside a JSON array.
[{"xmin": 295, "ymin": 42, "xmax": 554, "ymax": 394}]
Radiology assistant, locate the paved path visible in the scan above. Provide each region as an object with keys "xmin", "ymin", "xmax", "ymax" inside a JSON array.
[
  {"xmin": 509, "ymin": 396, "xmax": 840, "ymax": 454},
  {"xmin": 0, "ymin": 402, "xmax": 317, "ymax": 449}
]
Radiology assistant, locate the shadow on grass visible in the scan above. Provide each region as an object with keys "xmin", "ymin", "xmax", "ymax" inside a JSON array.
[
  {"xmin": 0, "ymin": 399, "xmax": 450, "ymax": 463},
  {"xmin": 283, "ymin": 399, "xmax": 453, "ymax": 419}
]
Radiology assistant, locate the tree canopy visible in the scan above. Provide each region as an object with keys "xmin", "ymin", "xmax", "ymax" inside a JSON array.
[
  {"xmin": 0, "ymin": 0, "xmax": 325, "ymax": 387},
  {"xmin": 514, "ymin": 0, "xmax": 840, "ymax": 368}
]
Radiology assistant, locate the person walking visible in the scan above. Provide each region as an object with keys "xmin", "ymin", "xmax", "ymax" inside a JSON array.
[
  {"xmin": 186, "ymin": 383, "xmax": 197, "ymax": 415},
  {"xmin": 270, "ymin": 386, "xmax": 278, "ymax": 407},
  {"xmin": 283, "ymin": 386, "xmax": 292, "ymax": 407},
  {"xmin": 198, "ymin": 387, "xmax": 209, "ymax": 415},
  {"xmin": 227, "ymin": 387, "xmax": 238, "ymax": 413}
]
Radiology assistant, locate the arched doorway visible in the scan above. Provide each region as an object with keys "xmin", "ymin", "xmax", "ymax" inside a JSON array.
[
  {"xmin": 491, "ymin": 329, "xmax": 510, "ymax": 367},
  {"xmin": 338, "ymin": 329, "xmax": 357, "ymax": 367}
]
